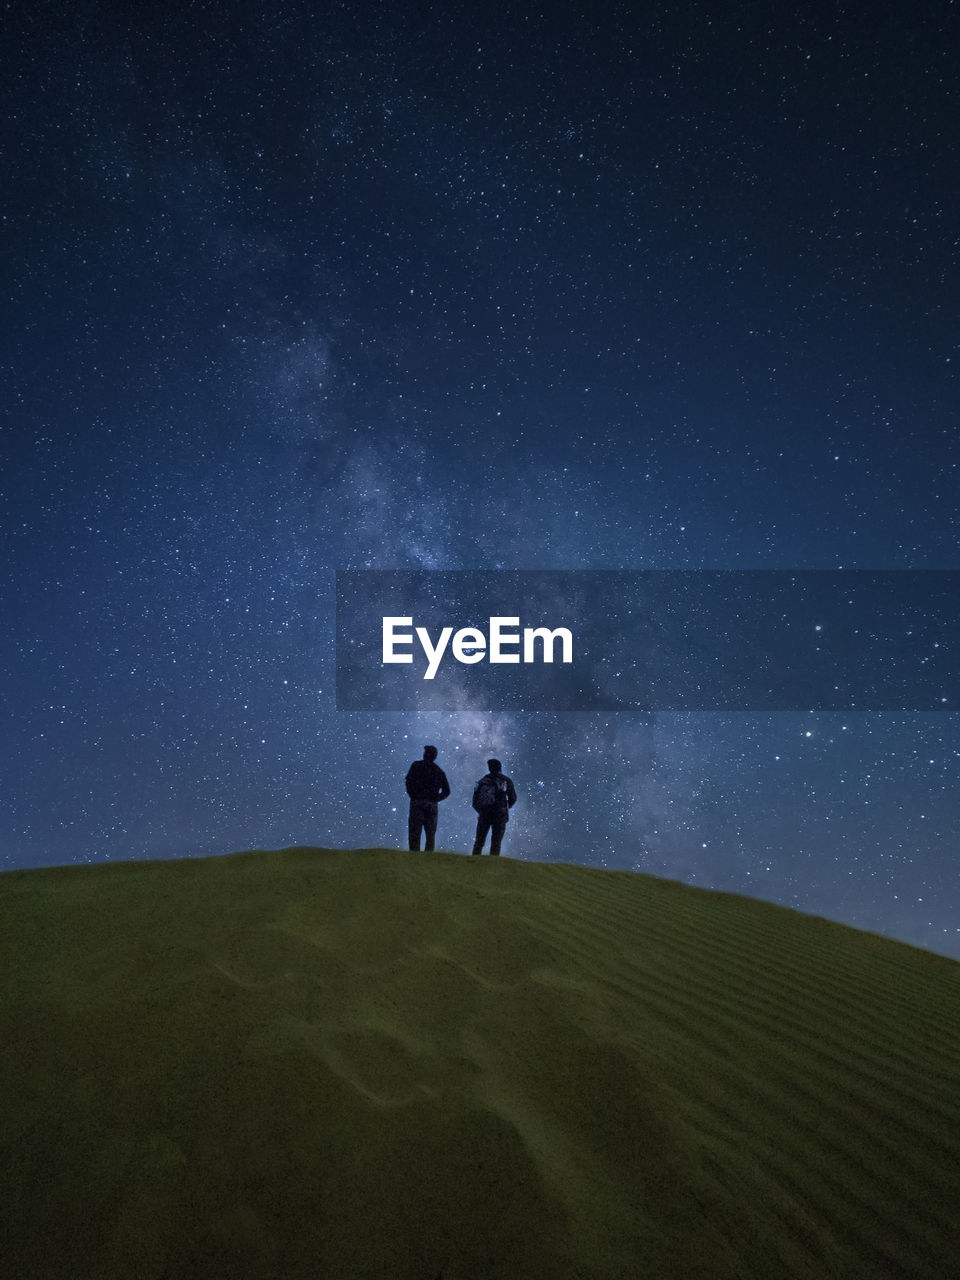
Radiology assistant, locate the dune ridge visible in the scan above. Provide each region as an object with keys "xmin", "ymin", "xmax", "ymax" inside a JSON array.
[{"xmin": 1, "ymin": 845, "xmax": 958, "ymax": 1279}]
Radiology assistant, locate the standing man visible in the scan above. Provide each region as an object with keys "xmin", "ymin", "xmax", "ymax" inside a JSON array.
[
  {"xmin": 405, "ymin": 745, "xmax": 450, "ymax": 852},
  {"xmin": 471, "ymin": 758, "xmax": 517, "ymax": 856}
]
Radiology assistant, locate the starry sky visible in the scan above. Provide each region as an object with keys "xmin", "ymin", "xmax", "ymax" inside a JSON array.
[{"xmin": 2, "ymin": 0, "xmax": 958, "ymax": 959}]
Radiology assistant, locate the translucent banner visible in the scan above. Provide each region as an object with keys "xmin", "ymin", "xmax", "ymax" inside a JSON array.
[{"xmin": 335, "ymin": 571, "xmax": 957, "ymax": 711}]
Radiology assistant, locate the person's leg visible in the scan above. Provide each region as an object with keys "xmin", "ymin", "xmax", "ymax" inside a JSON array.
[
  {"xmin": 489, "ymin": 813, "xmax": 507, "ymax": 856},
  {"xmin": 472, "ymin": 812, "xmax": 491, "ymax": 855},
  {"xmin": 408, "ymin": 803, "xmax": 423, "ymax": 851},
  {"xmin": 423, "ymin": 802, "xmax": 438, "ymax": 852}
]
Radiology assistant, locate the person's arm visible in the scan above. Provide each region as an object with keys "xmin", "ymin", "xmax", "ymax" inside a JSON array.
[
  {"xmin": 437, "ymin": 770, "xmax": 451, "ymax": 802},
  {"xmin": 471, "ymin": 783, "xmax": 480, "ymax": 812},
  {"xmin": 405, "ymin": 766, "xmax": 415, "ymax": 798},
  {"xmin": 506, "ymin": 778, "xmax": 517, "ymax": 807}
]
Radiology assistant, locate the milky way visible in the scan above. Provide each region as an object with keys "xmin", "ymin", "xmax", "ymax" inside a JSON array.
[{"xmin": 1, "ymin": 0, "xmax": 957, "ymax": 958}]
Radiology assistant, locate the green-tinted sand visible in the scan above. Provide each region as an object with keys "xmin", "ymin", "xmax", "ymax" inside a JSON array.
[{"xmin": 2, "ymin": 846, "xmax": 958, "ymax": 1278}]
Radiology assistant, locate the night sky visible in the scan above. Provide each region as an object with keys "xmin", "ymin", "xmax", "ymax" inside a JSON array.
[{"xmin": 2, "ymin": 1, "xmax": 958, "ymax": 959}]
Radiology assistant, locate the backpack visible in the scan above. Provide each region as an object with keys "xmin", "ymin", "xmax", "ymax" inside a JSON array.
[{"xmin": 476, "ymin": 775, "xmax": 506, "ymax": 809}]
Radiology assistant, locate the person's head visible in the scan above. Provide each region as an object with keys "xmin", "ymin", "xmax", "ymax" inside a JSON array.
[
  {"xmin": 423, "ymin": 745, "xmax": 438, "ymax": 761},
  {"xmin": 487, "ymin": 758, "xmax": 502, "ymax": 774}
]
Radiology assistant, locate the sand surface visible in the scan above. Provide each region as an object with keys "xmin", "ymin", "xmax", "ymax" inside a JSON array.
[{"xmin": 2, "ymin": 846, "xmax": 959, "ymax": 1278}]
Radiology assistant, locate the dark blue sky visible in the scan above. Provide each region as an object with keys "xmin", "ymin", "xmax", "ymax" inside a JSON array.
[{"xmin": 2, "ymin": 0, "xmax": 958, "ymax": 958}]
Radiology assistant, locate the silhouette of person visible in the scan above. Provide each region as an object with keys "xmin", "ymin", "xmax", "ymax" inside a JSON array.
[
  {"xmin": 405, "ymin": 745, "xmax": 450, "ymax": 851},
  {"xmin": 471, "ymin": 758, "xmax": 517, "ymax": 856}
]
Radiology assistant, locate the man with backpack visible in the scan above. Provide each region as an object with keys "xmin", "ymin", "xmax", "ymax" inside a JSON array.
[
  {"xmin": 405, "ymin": 745, "xmax": 451, "ymax": 852},
  {"xmin": 471, "ymin": 758, "xmax": 517, "ymax": 856}
]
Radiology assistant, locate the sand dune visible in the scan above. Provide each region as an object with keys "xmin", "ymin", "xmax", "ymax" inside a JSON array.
[{"xmin": 2, "ymin": 846, "xmax": 958, "ymax": 1279}]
